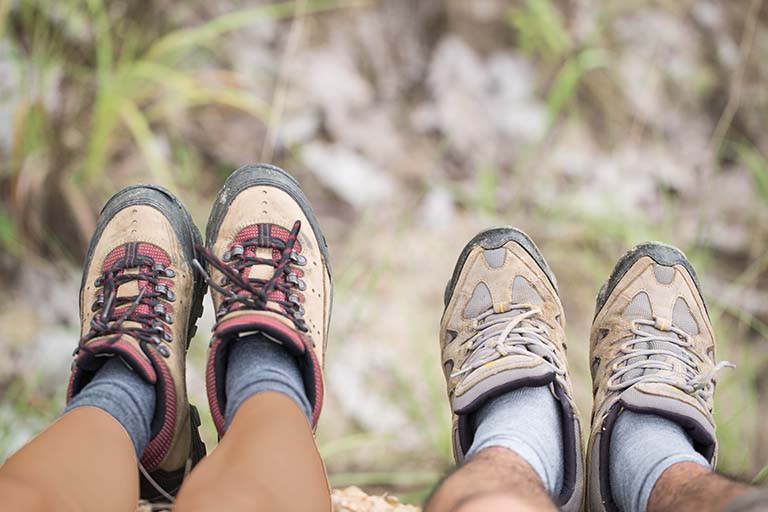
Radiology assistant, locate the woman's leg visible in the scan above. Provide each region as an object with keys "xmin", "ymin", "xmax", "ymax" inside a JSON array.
[
  {"xmin": 174, "ymin": 391, "xmax": 330, "ymax": 512},
  {"xmin": 0, "ymin": 407, "xmax": 138, "ymax": 512}
]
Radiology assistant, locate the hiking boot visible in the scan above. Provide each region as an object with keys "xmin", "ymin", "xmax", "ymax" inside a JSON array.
[
  {"xmin": 69, "ymin": 185, "xmax": 207, "ymax": 500},
  {"xmin": 587, "ymin": 242, "xmax": 732, "ymax": 511},
  {"xmin": 441, "ymin": 227, "xmax": 585, "ymax": 512},
  {"xmin": 200, "ymin": 164, "xmax": 332, "ymax": 435}
]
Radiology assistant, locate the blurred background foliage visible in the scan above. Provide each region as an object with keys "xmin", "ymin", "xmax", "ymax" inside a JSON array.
[{"xmin": 0, "ymin": 0, "xmax": 767, "ymax": 503}]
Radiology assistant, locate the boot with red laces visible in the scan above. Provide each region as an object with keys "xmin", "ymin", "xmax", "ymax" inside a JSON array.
[
  {"xmin": 198, "ymin": 164, "xmax": 332, "ymax": 435},
  {"xmin": 68, "ymin": 184, "xmax": 206, "ymax": 500}
]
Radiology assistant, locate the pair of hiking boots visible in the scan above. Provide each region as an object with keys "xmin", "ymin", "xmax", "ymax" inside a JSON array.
[
  {"xmin": 69, "ymin": 165, "xmax": 331, "ymax": 499},
  {"xmin": 442, "ymin": 229, "xmax": 729, "ymax": 511},
  {"xmin": 69, "ymin": 163, "xmax": 726, "ymax": 510}
]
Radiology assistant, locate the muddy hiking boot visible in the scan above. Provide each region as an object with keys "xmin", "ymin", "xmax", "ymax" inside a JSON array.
[
  {"xmin": 440, "ymin": 227, "xmax": 585, "ymax": 512},
  {"xmin": 199, "ymin": 164, "xmax": 332, "ymax": 436},
  {"xmin": 68, "ymin": 185, "xmax": 207, "ymax": 501},
  {"xmin": 587, "ymin": 242, "xmax": 733, "ymax": 512}
]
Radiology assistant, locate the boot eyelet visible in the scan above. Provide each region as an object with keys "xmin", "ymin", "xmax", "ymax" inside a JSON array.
[
  {"xmin": 158, "ymin": 345, "xmax": 171, "ymax": 357},
  {"xmin": 165, "ymin": 314, "xmax": 174, "ymax": 325},
  {"xmin": 290, "ymin": 252, "xmax": 307, "ymax": 265},
  {"xmin": 165, "ymin": 289, "xmax": 176, "ymax": 301},
  {"xmin": 164, "ymin": 268, "xmax": 176, "ymax": 278},
  {"xmin": 231, "ymin": 245, "xmax": 244, "ymax": 258}
]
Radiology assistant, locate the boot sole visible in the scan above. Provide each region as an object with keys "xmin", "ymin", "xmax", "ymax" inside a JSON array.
[
  {"xmin": 594, "ymin": 241, "xmax": 708, "ymax": 319},
  {"xmin": 82, "ymin": 184, "xmax": 206, "ymax": 348},
  {"xmin": 443, "ymin": 226, "xmax": 559, "ymax": 308}
]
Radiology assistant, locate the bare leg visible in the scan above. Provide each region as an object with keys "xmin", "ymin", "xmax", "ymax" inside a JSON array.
[
  {"xmin": 649, "ymin": 462, "xmax": 756, "ymax": 512},
  {"xmin": 425, "ymin": 447, "xmax": 557, "ymax": 512},
  {"xmin": 0, "ymin": 407, "xmax": 138, "ymax": 512},
  {"xmin": 174, "ymin": 391, "xmax": 331, "ymax": 512}
]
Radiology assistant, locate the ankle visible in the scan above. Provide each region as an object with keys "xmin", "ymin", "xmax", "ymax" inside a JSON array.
[
  {"xmin": 649, "ymin": 462, "xmax": 751, "ymax": 512},
  {"xmin": 427, "ymin": 447, "xmax": 554, "ymax": 512}
]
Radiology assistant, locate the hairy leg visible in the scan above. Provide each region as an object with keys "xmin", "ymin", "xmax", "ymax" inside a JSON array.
[
  {"xmin": 425, "ymin": 447, "xmax": 557, "ymax": 512},
  {"xmin": 174, "ymin": 391, "xmax": 331, "ymax": 512},
  {"xmin": 649, "ymin": 462, "xmax": 755, "ymax": 512},
  {"xmin": 0, "ymin": 407, "xmax": 138, "ymax": 512}
]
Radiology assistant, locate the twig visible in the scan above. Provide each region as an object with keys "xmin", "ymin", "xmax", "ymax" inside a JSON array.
[
  {"xmin": 261, "ymin": 0, "xmax": 308, "ymax": 163},
  {"xmin": 708, "ymin": 0, "xmax": 764, "ymax": 154}
]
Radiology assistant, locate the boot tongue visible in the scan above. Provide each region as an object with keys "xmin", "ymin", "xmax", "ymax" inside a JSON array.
[
  {"xmin": 247, "ymin": 248, "xmax": 274, "ymax": 281},
  {"xmin": 241, "ymin": 243, "xmax": 289, "ymax": 313},
  {"xmin": 111, "ymin": 268, "xmax": 163, "ymax": 332},
  {"xmin": 621, "ymin": 292, "xmax": 698, "ymax": 382}
]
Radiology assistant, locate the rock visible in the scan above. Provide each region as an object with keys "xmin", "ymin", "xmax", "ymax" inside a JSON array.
[
  {"xmin": 301, "ymin": 143, "xmax": 397, "ymax": 208},
  {"xmin": 134, "ymin": 487, "xmax": 420, "ymax": 512},
  {"xmin": 332, "ymin": 487, "xmax": 421, "ymax": 512}
]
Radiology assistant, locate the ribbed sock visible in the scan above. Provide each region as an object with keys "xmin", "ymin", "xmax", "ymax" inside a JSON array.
[
  {"xmin": 223, "ymin": 335, "xmax": 312, "ymax": 429},
  {"xmin": 64, "ymin": 357, "xmax": 156, "ymax": 457},
  {"xmin": 466, "ymin": 385, "xmax": 564, "ymax": 495},
  {"xmin": 609, "ymin": 410, "xmax": 710, "ymax": 512}
]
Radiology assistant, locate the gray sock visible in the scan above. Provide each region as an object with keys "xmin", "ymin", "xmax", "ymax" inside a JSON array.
[
  {"xmin": 466, "ymin": 385, "xmax": 564, "ymax": 495},
  {"xmin": 223, "ymin": 335, "xmax": 312, "ymax": 429},
  {"xmin": 610, "ymin": 410, "xmax": 710, "ymax": 512},
  {"xmin": 63, "ymin": 357, "xmax": 155, "ymax": 457}
]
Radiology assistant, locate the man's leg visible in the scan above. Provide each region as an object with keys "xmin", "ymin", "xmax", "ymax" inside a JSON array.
[
  {"xmin": 426, "ymin": 447, "xmax": 556, "ymax": 512},
  {"xmin": 426, "ymin": 384, "xmax": 564, "ymax": 511},
  {"xmin": 648, "ymin": 462, "xmax": 756, "ymax": 512},
  {"xmin": 432, "ymin": 228, "xmax": 585, "ymax": 511}
]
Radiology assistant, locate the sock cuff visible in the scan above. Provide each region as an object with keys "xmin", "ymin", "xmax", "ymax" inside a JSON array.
[
  {"xmin": 62, "ymin": 362, "xmax": 155, "ymax": 457},
  {"xmin": 223, "ymin": 337, "xmax": 313, "ymax": 430}
]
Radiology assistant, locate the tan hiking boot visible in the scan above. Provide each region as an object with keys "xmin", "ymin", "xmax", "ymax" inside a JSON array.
[
  {"xmin": 69, "ymin": 185, "xmax": 207, "ymax": 500},
  {"xmin": 200, "ymin": 164, "xmax": 332, "ymax": 435},
  {"xmin": 440, "ymin": 227, "xmax": 585, "ymax": 512},
  {"xmin": 587, "ymin": 242, "xmax": 732, "ymax": 511}
]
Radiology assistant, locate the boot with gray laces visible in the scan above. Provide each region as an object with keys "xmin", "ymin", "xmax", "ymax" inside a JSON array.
[
  {"xmin": 440, "ymin": 227, "xmax": 585, "ymax": 512},
  {"xmin": 587, "ymin": 242, "xmax": 734, "ymax": 512}
]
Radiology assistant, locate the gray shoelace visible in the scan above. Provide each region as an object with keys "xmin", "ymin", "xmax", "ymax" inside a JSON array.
[
  {"xmin": 606, "ymin": 317, "xmax": 734, "ymax": 409},
  {"xmin": 452, "ymin": 304, "xmax": 565, "ymax": 379}
]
